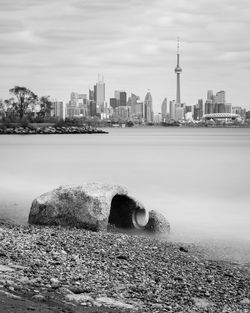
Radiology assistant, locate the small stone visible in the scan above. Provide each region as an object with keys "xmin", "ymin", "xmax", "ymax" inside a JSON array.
[
  {"xmin": 179, "ymin": 247, "xmax": 188, "ymax": 253},
  {"xmin": 32, "ymin": 294, "xmax": 45, "ymax": 301},
  {"xmin": 192, "ymin": 297, "xmax": 214, "ymax": 308},
  {"xmin": 116, "ymin": 255, "xmax": 129, "ymax": 261},
  {"xmin": 207, "ymin": 275, "xmax": 214, "ymax": 283},
  {"xmin": 50, "ymin": 277, "xmax": 60, "ymax": 288},
  {"xmin": 240, "ymin": 298, "xmax": 250, "ymax": 304}
]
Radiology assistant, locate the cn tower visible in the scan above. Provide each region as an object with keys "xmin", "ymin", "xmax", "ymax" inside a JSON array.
[{"xmin": 175, "ymin": 38, "xmax": 182, "ymax": 106}]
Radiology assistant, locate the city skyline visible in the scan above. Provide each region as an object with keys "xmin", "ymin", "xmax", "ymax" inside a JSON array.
[{"xmin": 0, "ymin": 0, "xmax": 250, "ymax": 111}]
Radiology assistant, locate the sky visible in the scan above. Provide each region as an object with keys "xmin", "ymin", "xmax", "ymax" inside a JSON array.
[{"xmin": 0, "ymin": 0, "xmax": 250, "ymax": 112}]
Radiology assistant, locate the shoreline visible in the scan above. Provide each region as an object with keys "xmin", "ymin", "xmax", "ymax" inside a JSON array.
[{"xmin": 0, "ymin": 221, "xmax": 249, "ymax": 312}]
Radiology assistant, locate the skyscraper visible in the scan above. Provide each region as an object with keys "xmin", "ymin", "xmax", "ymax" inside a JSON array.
[
  {"xmin": 161, "ymin": 98, "xmax": 167, "ymax": 121},
  {"xmin": 95, "ymin": 75, "xmax": 105, "ymax": 113},
  {"xmin": 144, "ymin": 91, "xmax": 153, "ymax": 122},
  {"xmin": 175, "ymin": 39, "xmax": 182, "ymax": 106},
  {"xmin": 169, "ymin": 100, "xmax": 176, "ymax": 121},
  {"xmin": 114, "ymin": 90, "xmax": 127, "ymax": 106}
]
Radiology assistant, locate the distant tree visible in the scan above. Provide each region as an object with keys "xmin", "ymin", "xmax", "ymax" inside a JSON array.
[
  {"xmin": 9, "ymin": 86, "xmax": 38, "ymax": 119},
  {"xmin": 38, "ymin": 96, "xmax": 53, "ymax": 119}
]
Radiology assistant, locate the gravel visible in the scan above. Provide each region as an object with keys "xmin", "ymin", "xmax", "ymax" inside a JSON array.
[{"xmin": 0, "ymin": 223, "xmax": 250, "ymax": 312}]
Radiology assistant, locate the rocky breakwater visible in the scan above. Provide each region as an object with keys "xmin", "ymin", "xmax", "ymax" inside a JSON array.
[
  {"xmin": 0, "ymin": 125, "xmax": 108, "ymax": 135},
  {"xmin": 28, "ymin": 182, "xmax": 170, "ymax": 235}
]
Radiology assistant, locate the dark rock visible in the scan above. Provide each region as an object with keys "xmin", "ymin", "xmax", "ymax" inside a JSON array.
[{"xmin": 179, "ymin": 246, "xmax": 188, "ymax": 253}]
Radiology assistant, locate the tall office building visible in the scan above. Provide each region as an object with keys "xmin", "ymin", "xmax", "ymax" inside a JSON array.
[
  {"xmin": 225, "ymin": 103, "xmax": 232, "ymax": 113},
  {"xmin": 114, "ymin": 90, "xmax": 127, "ymax": 106},
  {"xmin": 95, "ymin": 75, "xmax": 105, "ymax": 113},
  {"xmin": 175, "ymin": 39, "xmax": 182, "ymax": 106},
  {"xmin": 144, "ymin": 91, "xmax": 153, "ymax": 122},
  {"xmin": 197, "ymin": 99, "xmax": 203, "ymax": 119},
  {"xmin": 70, "ymin": 92, "xmax": 79, "ymax": 106},
  {"xmin": 53, "ymin": 101, "xmax": 66, "ymax": 120},
  {"xmin": 169, "ymin": 100, "xmax": 176, "ymax": 121},
  {"xmin": 207, "ymin": 90, "xmax": 213, "ymax": 101},
  {"xmin": 110, "ymin": 98, "xmax": 119, "ymax": 110},
  {"xmin": 214, "ymin": 90, "xmax": 226, "ymax": 113},
  {"xmin": 128, "ymin": 94, "xmax": 143, "ymax": 120},
  {"xmin": 89, "ymin": 88, "xmax": 96, "ymax": 117},
  {"xmin": 161, "ymin": 98, "xmax": 167, "ymax": 121}
]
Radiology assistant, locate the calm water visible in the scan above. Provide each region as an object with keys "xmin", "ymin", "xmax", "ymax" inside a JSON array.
[{"xmin": 0, "ymin": 127, "xmax": 250, "ymax": 261}]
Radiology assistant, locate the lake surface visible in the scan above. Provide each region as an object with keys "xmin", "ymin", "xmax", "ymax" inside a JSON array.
[{"xmin": 0, "ymin": 127, "xmax": 250, "ymax": 262}]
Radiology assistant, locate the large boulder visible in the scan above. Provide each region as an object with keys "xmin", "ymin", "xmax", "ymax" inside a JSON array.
[
  {"xmin": 28, "ymin": 183, "xmax": 150, "ymax": 232},
  {"xmin": 145, "ymin": 210, "xmax": 170, "ymax": 234}
]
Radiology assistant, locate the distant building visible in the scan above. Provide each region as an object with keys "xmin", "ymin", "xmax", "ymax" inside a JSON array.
[
  {"xmin": 175, "ymin": 107, "xmax": 184, "ymax": 121},
  {"xmin": 161, "ymin": 98, "xmax": 167, "ymax": 121},
  {"xmin": 185, "ymin": 105, "xmax": 192, "ymax": 113},
  {"xmin": 110, "ymin": 98, "xmax": 119, "ymax": 110},
  {"xmin": 197, "ymin": 99, "xmax": 203, "ymax": 119},
  {"xmin": 232, "ymin": 106, "xmax": 246, "ymax": 119},
  {"xmin": 114, "ymin": 90, "xmax": 127, "ymax": 107},
  {"xmin": 95, "ymin": 76, "xmax": 105, "ymax": 113},
  {"xmin": 225, "ymin": 103, "xmax": 232, "ymax": 113},
  {"xmin": 144, "ymin": 91, "xmax": 153, "ymax": 122},
  {"xmin": 169, "ymin": 100, "xmax": 176, "ymax": 120},
  {"xmin": 205, "ymin": 100, "xmax": 213, "ymax": 114},
  {"xmin": 214, "ymin": 91, "xmax": 226, "ymax": 113},
  {"xmin": 154, "ymin": 113, "xmax": 162, "ymax": 124},
  {"xmin": 53, "ymin": 101, "xmax": 66, "ymax": 120},
  {"xmin": 129, "ymin": 94, "xmax": 142, "ymax": 119},
  {"xmin": 89, "ymin": 89, "xmax": 96, "ymax": 117},
  {"xmin": 113, "ymin": 106, "xmax": 131, "ymax": 121}
]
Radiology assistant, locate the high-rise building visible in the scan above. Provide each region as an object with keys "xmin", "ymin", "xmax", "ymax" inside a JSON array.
[
  {"xmin": 169, "ymin": 100, "xmax": 176, "ymax": 121},
  {"xmin": 175, "ymin": 39, "xmax": 182, "ymax": 106},
  {"xmin": 119, "ymin": 92, "xmax": 127, "ymax": 106},
  {"xmin": 176, "ymin": 107, "xmax": 184, "ymax": 121},
  {"xmin": 225, "ymin": 103, "xmax": 232, "ymax": 113},
  {"xmin": 114, "ymin": 90, "xmax": 127, "ymax": 106},
  {"xmin": 110, "ymin": 98, "xmax": 119, "ymax": 110},
  {"xmin": 53, "ymin": 101, "xmax": 66, "ymax": 120},
  {"xmin": 161, "ymin": 98, "xmax": 167, "ymax": 121},
  {"xmin": 214, "ymin": 90, "xmax": 226, "ymax": 113},
  {"xmin": 113, "ymin": 106, "xmax": 131, "ymax": 121},
  {"xmin": 207, "ymin": 90, "xmax": 213, "ymax": 101},
  {"xmin": 144, "ymin": 91, "xmax": 153, "ymax": 122},
  {"xmin": 205, "ymin": 100, "xmax": 213, "ymax": 114},
  {"xmin": 89, "ymin": 89, "xmax": 96, "ymax": 117},
  {"xmin": 197, "ymin": 99, "xmax": 203, "ymax": 119},
  {"xmin": 95, "ymin": 75, "xmax": 105, "ymax": 113}
]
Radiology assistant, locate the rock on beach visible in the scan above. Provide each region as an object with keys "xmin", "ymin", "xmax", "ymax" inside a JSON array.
[{"xmin": 28, "ymin": 182, "xmax": 169, "ymax": 234}]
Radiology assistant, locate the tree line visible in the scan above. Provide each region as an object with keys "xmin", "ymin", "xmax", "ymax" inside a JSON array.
[{"xmin": 0, "ymin": 86, "xmax": 54, "ymax": 124}]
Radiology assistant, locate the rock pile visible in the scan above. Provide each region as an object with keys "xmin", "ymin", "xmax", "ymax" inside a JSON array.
[{"xmin": 0, "ymin": 126, "xmax": 108, "ymax": 135}]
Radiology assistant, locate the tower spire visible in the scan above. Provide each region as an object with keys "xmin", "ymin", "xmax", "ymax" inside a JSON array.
[{"xmin": 175, "ymin": 37, "xmax": 182, "ymax": 106}]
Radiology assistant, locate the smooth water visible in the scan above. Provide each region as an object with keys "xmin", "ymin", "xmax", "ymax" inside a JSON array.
[{"xmin": 0, "ymin": 127, "xmax": 250, "ymax": 261}]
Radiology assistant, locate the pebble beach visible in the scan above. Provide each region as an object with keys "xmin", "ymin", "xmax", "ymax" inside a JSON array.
[{"xmin": 0, "ymin": 220, "xmax": 250, "ymax": 313}]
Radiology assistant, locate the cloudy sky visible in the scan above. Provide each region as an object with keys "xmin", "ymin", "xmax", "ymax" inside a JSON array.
[{"xmin": 0, "ymin": 0, "xmax": 250, "ymax": 111}]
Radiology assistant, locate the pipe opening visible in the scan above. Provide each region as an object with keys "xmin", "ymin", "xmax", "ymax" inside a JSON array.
[{"xmin": 108, "ymin": 194, "xmax": 148, "ymax": 229}]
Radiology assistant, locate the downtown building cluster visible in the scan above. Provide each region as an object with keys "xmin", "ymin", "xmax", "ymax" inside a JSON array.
[{"xmin": 51, "ymin": 77, "xmax": 154, "ymax": 124}]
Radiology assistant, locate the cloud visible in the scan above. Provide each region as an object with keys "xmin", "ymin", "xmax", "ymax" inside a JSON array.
[{"xmin": 0, "ymin": 0, "xmax": 250, "ymax": 108}]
